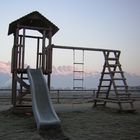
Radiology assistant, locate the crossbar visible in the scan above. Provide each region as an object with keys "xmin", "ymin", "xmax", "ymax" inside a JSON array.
[{"xmin": 52, "ymin": 44, "xmax": 120, "ymax": 53}]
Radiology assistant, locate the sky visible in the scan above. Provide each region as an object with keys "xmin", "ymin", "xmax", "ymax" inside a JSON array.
[{"xmin": 0, "ymin": 0, "xmax": 140, "ymax": 75}]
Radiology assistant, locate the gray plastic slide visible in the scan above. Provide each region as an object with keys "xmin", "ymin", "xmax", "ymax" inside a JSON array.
[{"xmin": 27, "ymin": 67, "xmax": 61, "ymax": 130}]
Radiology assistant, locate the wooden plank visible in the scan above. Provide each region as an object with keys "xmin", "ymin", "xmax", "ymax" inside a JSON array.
[
  {"xmin": 16, "ymin": 76, "xmax": 30, "ymax": 89},
  {"xmin": 94, "ymin": 98, "xmax": 134, "ymax": 103},
  {"xmin": 52, "ymin": 45, "xmax": 120, "ymax": 53}
]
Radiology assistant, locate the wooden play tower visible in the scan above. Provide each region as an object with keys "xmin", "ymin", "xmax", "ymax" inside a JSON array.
[
  {"xmin": 8, "ymin": 11, "xmax": 135, "ymax": 111},
  {"xmin": 8, "ymin": 11, "xmax": 59, "ymax": 107}
]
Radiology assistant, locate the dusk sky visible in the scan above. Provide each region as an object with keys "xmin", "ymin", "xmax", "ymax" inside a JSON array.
[{"xmin": 0, "ymin": 0, "xmax": 140, "ymax": 75}]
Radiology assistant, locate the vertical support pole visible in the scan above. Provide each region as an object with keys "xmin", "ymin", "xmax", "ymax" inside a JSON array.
[
  {"xmin": 48, "ymin": 27, "xmax": 52, "ymax": 90},
  {"xmin": 22, "ymin": 28, "xmax": 25, "ymax": 70},
  {"xmin": 19, "ymin": 28, "xmax": 26, "ymax": 97},
  {"xmin": 19, "ymin": 36, "xmax": 23, "ymax": 96},
  {"xmin": 11, "ymin": 27, "xmax": 19, "ymax": 107},
  {"xmin": 36, "ymin": 38, "xmax": 40, "ymax": 68},
  {"xmin": 18, "ymin": 36, "xmax": 22, "ymax": 69},
  {"xmin": 42, "ymin": 30, "xmax": 46, "ymax": 73}
]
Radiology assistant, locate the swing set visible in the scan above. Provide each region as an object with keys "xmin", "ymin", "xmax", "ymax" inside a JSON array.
[{"xmin": 8, "ymin": 11, "xmax": 135, "ymax": 111}]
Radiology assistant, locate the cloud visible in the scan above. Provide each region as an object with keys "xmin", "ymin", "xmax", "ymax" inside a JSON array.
[
  {"xmin": 0, "ymin": 61, "xmax": 140, "ymax": 89},
  {"xmin": 0, "ymin": 61, "xmax": 99, "ymax": 77},
  {"xmin": 52, "ymin": 65, "xmax": 73, "ymax": 75},
  {"xmin": 52, "ymin": 65, "xmax": 99, "ymax": 76},
  {"xmin": 0, "ymin": 61, "xmax": 11, "ymax": 74}
]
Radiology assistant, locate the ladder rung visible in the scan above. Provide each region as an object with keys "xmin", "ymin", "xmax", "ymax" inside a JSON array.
[
  {"xmin": 105, "ymin": 64, "xmax": 121, "ymax": 67},
  {"xmin": 102, "ymin": 71, "xmax": 124, "ymax": 74},
  {"xmin": 113, "ymin": 78, "xmax": 126, "ymax": 80},
  {"xmin": 74, "ymin": 71, "xmax": 84, "ymax": 72},
  {"xmin": 106, "ymin": 58, "xmax": 118, "ymax": 61},
  {"xmin": 101, "ymin": 79, "xmax": 111, "ymax": 81},
  {"xmin": 94, "ymin": 98, "xmax": 133, "ymax": 103},
  {"xmin": 99, "ymin": 86, "xmax": 110, "ymax": 88},
  {"xmin": 100, "ymin": 78, "xmax": 126, "ymax": 81},
  {"xmin": 102, "ymin": 72, "xmax": 110, "ymax": 74},
  {"xmin": 74, "ymin": 63, "xmax": 84, "ymax": 65},
  {"xmin": 74, "ymin": 78, "xmax": 84, "ymax": 80},
  {"xmin": 111, "ymin": 71, "xmax": 124, "ymax": 73}
]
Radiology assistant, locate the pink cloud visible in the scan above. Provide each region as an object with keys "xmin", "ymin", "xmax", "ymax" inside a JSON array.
[
  {"xmin": 53, "ymin": 65, "xmax": 73, "ymax": 75},
  {"xmin": 0, "ymin": 61, "xmax": 11, "ymax": 74},
  {"xmin": 0, "ymin": 61, "xmax": 99, "ymax": 77},
  {"xmin": 52, "ymin": 65, "xmax": 98, "ymax": 76}
]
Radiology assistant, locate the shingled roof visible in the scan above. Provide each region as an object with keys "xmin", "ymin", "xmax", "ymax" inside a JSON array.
[{"xmin": 8, "ymin": 11, "xmax": 59, "ymax": 38}]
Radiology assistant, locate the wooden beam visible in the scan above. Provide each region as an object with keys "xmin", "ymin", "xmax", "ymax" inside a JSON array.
[
  {"xmin": 52, "ymin": 45, "xmax": 120, "ymax": 53},
  {"xmin": 16, "ymin": 76, "xmax": 30, "ymax": 89},
  {"xmin": 18, "ymin": 25, "xmax": 50, "ymax": 32},
  {"xmin": 19, "ymin": 34, "xmax": 43, "ymax": 39}
]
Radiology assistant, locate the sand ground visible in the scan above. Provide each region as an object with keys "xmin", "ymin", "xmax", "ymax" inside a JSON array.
[{"xmin": 0, "ymin": 101, "xmax": 140, "ymax": 140}]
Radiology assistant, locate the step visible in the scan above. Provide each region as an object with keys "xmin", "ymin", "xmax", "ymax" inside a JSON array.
[
  {"xmin": 101, "ymin": 79, "xmax": 111, "ymax": 81},
  {"xmin": 105, "ymin": 58, "xmax": 118, "ymax": 61},
  {"xmin": 73, "ymin": 71, "xmax": 84, "ymax": 73},
  {"xmin": 102, "ymin": 71, "xmax": 124, "ymax": 74},
  {"xmin": 94, "ymin": 98, "xmax": 118, "ymax": 103},
  {"xmin": 74, "ymin": 62, "xmax": 84, "ymax": 65},
  {"xmin": 94, "ymin": 98, "xmax": 133, "ymax": 103},
  {"xmin": 100, "ymin": 78, "xmax": 126, "ymax": 81},
  {"xmin": 111, "ymin": 71, "xmax": 124, "ymax": 74},
  {"xmin": 99, "ymin": 85, "xmax": 110, "ymax": 88},
  {"xmin": 73, "ymin": 78, "xmax": 84, "ymax": 80},
  {"xmin": 113, "ymin": 78, "xmax": 126, "ymax": 80},
  {"xmin": 105, "ymin": 64, "xmax": 121, "ymax": 67}
]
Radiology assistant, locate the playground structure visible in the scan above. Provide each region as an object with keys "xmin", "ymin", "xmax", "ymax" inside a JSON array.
[
  {"xmin": 8, "ymin": 11, "xmax": 55, "ymax": 107},
  {"xmin": 52, "ymin": 45, "xmax": 135, "ymax": 111},
  {"xmin": 8, "ymin": 11, "xmax": 61, "ymax": 129},
  {"xmin": 8, "ymin": 11, "xmax": 135, "ymax": 117}
]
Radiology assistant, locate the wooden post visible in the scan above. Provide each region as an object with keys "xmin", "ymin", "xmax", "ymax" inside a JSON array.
[
  {"xmin": 42, "ymin": 30, "xmax": 46, "ymax": 73},
  {"xmin": 36, "ymin": 38, "xmax": 40, "ymax": 68},
  {"xmin": 48, "ymin": 27, "xmax": 52, "ymax": 89},
  {"xmin": 12, "ymin": 27, "xmax": 19, "ymax": 107},
  {"xmin": 22, "ymin": 28, "xmax": 25, "ymax": 70}
]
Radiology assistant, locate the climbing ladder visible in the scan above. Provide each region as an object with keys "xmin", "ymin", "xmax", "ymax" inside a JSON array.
[
  {"xmin": 73, "ymin": 49, "xmax": 84, "ymax": 90},
  {"xmin": 94, "ymin": 50, "xmax": 135, "ymax": 111}
]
